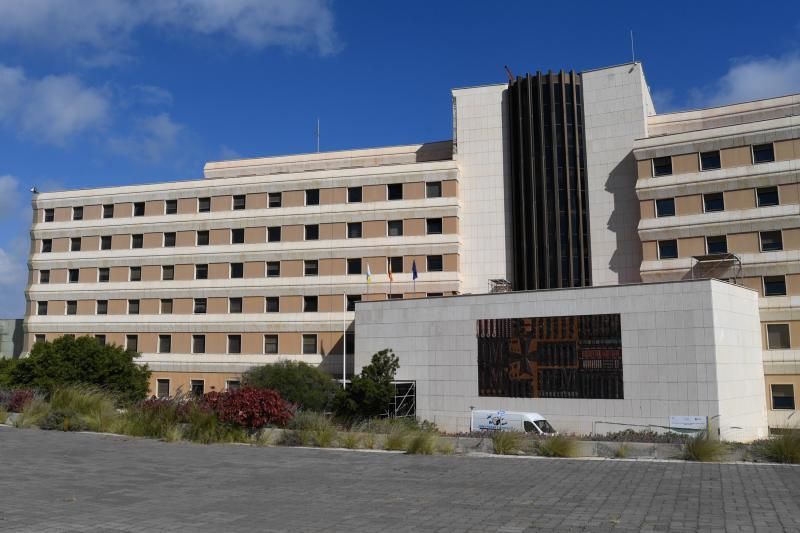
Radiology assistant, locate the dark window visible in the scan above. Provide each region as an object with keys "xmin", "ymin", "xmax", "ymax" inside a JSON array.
[
  {"xmin": 302, "ymin": 334, "xmax": 317, "ymax": 355},
  {"xmin": 194, "ymin": 298, "xmax": 207, "ymax": 314},
  {"xmin": 348, "ymin": 186, "xmax": 362, "ymax": 203},
  {"xmin": 703, "ymin": 192, "xmax": 724, "ymax": 212},
  {"xmin": 133, "ymin": 202, "xmax": 145, "ymax": 216},
  {"xmin": 753, "ymin": 143, "xmax": 775, "ymax": 164},
  {"xmin": 700, "ymin": 151, "xmax": 721, "ymax": 171},
  {"xmin": 387, "ymin": 183, "xmax": 403, "ymax": 200},
  {"xmin": 37, "ymin": 301, "xmax": 48, "ymax": 315},
  {"xmin": 305, "ymin": 189, "xmax": 320, "ymax": 206},
  {"xmin": 304, "ymin": 260, "xmax": 318, "ymax": 276},
  {"xmin": 40, "ymin": 270, "xmax": 50, "ymax": 284},
  {"xmin": 41, "ymin": 239, "xmax": 52, "ymax": 253},
  {"xmin": 231, "ymin": 228, "xmax": 245, "ymax": 244},
  {"xmin": 34, "ymin": 334, "xmax": 46, "ymax": 344},
  {"xmin": 190, "ymin": 380, "xmax": 204, "ymax": 397},
  {"xmin": 198, "ymin": 197, "xmax": 210, "ymax": 213},
  {"xmin": 192, "ymin": 335, "xmax": 206, "ymax": 354},
  {"xmin": 426, "ymin": 181, "xmax": 442, "ymax": 198},
  {"xmin": 655, "ymin": 198, "xmax": 675, "ymax": 217},
  {"xmin": 195, "ymin": 264, "xmax": 208, "ymax": 280},
  {"xmin": 387, "ymin": 220, "xmax": 403, "ymax": 236},
  {"xmin": 304, "ymin": 296, "xmax": 318, "ymax": 312},
  {"xmin": 197, "ymin": 230, "xmax": 209, "ymax": 246},
  {"xmin": 760, "ymin": 231, "xmax": 783, "ymax": 252},
  {"xmin": 165, "ymin": 199, "xmax": 177, "ymax": 215},
  {"xmin": 95, "ymin": 335, "xmax": 106, "ymax": 346},
  {"xmin": 126, "ymin": 335, "xmax": 138, "ymax": 352},
  {"xmin": 771, "ymin": 384, "xmax": 795, "ymax": 410},
  {"xmin": 266, "ymin": 261, "xmax": 280, "ymax": 278},
  {"xmin": 652, "ymin": 156, "xmax": 672, "ymax": 177},
  {"xmin": 658, "ymin": 240, "xmax": 678, "ymax": 259},
  {"xmin": 160, "ymin": 299, "xmax": 173, "ymax": 314},
  {"xmin": 103, "ymin": 204, "xmax": 114, "ymax": 218},
  {"xmin": 162, "ymin": 265, "xmax": 174, "ymax": 281},
  {"xmin": 266, "ymin": 297, "xmax": 279, "ymax": 313},
  {"xmin": 68, "ymin": 269, "xmax": 79, "ymax": 283},
  {"xmin": 347, "ymin": 222, "xmax": 362, "ymax": 239},
  {"xmin": 98, "ymin": 268, "xmax": 109, "ymax": 282},
  {"xmin": 267, "ymin": 226, "xmax": 281, "ymax": 242},
  {"xmin": 97, "ymin": 300, "xmax": 108, "ymax": 315},
  {"xmin": 427, "ymin": 255, "xmax": 443, "ymax": 272},
  {"xmin": 757, "ymin": 186, "xmax": 779, "ymax": 207},
  {"xmin": 230, "ymin": 263, "xmax": 243, "ymax": 279},
  {"xmin": 44, "ymin": 208, "xmax": 54, "ymax": 222},
  {"xmin": 268, "ymin": 192, "xmax": 282, "ymax": 208},
  {"xmin": 100, "ymin": 236, "xmax": 111, "ymax": 250},
  {"xmin": 226, "ymin": 380, "xmax": 241, "ymax": 391},
  {"xmin": 426, "ymin": 218, "xmax": 443, "ymax": 235},
  {"xmin": 164, "ymin": 232, "xmax": 176, "ymax": 247},
  {"xmin": 388, "ymin": 256, "xmax": 403, "ymax": 274},
  {"xmin": 264, "ymin": 335, "xmax": 279, "ymax": 354},
  {"xmin": 767, "ymin": 324, "xmax": 790, "ymax": 349},
  {"xmin": 228, "ymin": 335, "xmax": 241, "ymax": 354},
  {"xmin": 388, "ymin": 294, "xmax": 403, "ymax": 300},
  {"xmin": 345, "ymin": 332, "xmax": 355, "ymax": 355},
  {"xmin": 66, "ymin": 300, "xmax": 77, "ymax": 315},
  {"xmin": 132, "ymin": 234, "xmax": 143, "ymax": 249},
  {"xmin": 427, "ymin": 292, "xmax": 443, "ymax": 297},
  {"xmin": 346, "ymin": 294, "xmax": 361, "ymax": 312},
  {"xmin": 71, "ymin": 237, "xmax": 81, "ymax": 252},
  {"xmin": 305, "ymin": 224, "xmax": 319, "ymax": 240},
  {"xmin": 764, "ymin": 276, "xmax": 787, "ymax": 297},
  {"xmin": 72, "ymin": 207, "xmax": 83, "ymax": 221},
  {"xmin": 130, "ymin": 266, "xmax": 141, "ymax": 281},
  {"xmin": 706, "ymin": 235, "xmax": 728, "ymax": 254},
  {"xmin": 156, "ymin": 379, "xmax": 170, "ymax": 398},
  {"xmin": 128, "ymin": 300, "xmax": 140, "ymax": 315},
  {"xmin": 347, "ymin": 258, "xmax": 362, "ymax": 275},
  {"xmin": 233, "ymin": 195, "xmax": 246, "ymax": 210}
]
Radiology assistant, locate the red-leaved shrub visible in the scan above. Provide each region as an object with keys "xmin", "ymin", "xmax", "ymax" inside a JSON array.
[
  {"xmin": 8, "ymin": 389, "xmax": 35, "ymax": 412},
  {"xmin": 202, "ymin": 388, "xmax": 293, "ymax": 429}
]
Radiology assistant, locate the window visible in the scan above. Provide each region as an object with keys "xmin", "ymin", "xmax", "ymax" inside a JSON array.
[
  {"xmin": 427, "ymin": 292, "xmax": 443, "ymax": 297},
  {"xmin": 162, "ymin": 265, "xmax": 174, "ymax": 281},
  {"xmin": 41, "ymin": 239, "xmax": 52, "ymax": 253},
  {"xmin": 655, "ymin": 198, "xmax": 675, "ymax": 218},
  {"xmin": 752, "ymin": 143, "xmax": 775, "ymax": 164},
  {"xmin": 703, "ymin": 192, "xmax": 724, "ymax": 213},
  {"xmin": 266, "ymin": 261, "xmax": 281, "ymax": 278},
  {"xmin": 165, "ymin": 199, "xmax": 177, "ymax": 215},
  {"xmin": 226, "ymin": 380, "xmax": 241, "ymax": 391},
  {"xmin": 426, "ymin": 181, "xmax": 442, "ymax": 198},
  {"xmin": 190, "ymin": 380, "xmax": 204, "ymax": 397},
  {"xmin": 264, "ymin": 334, "xmax": 279, "ymax": 354},
  {"xmin": 305, "ymin": 189, "xmax": 320, "ymax": 206},
  {"xmin": 266, "ymin": 296, "xmax": 279, "ymax": 313},
  {"xmin": 228, "ymin": 335, "xmax": 242, "ymax": 354},
  {"xmin": 387, "ymin": 220, "xmax": 403, "ymax": 236},
  {"xmin": 71, "ymin": 237, "xmax": 81, "ymax": 252},
  {"xmin": 37, "ymin": 301, "xmax": 48, "ymax": 315},
  {"xmin": 760, "ymin": 231, "xmax": 783, "ymax": 252},
  {"xmin": 101, "ymin": 236, "xmax": 111, "ymax": 250},
  {"xmin": 230, "ymin": 263, "xmax": 244, "ymax": 279},
  {"xmin": 387, "ymin": 183, "xmax": 403, "ymax": 200},
  {"xmin": 427, "ymin": 255, "xmax": 443, "ymax": 272},
  {"xmin": 133, "ymin": 202, "xmax": 145, "ymax": 216},
  {"xmin": 229, "ymin": 297, "xmax": 242, "ymax": 313},
  {"xmin": 231, "ymin": 228, "xmax": 244, "ymax": 244},
  {"xmin": 192, "ymin": 335, "xmax": 205, "ymax": 354},
  {"xmin": 68, "ymin": 269, "xmax": 79, "ymax": 283},
  {"xmin": 72, "ymin": 206, "xmax": 83, "ymax": 221},
  {"xmin": 388, "ymin": 294, "xmax": 403, "ymax": 300},
  {"xmin": 706, "ymin": 235, "xmax": 728, "ymax": 254},
  {"xmin": 233, "ymin": 195, "xmax": 246, "ymax": 210},
  {"xmin": 267, "ymin": 226, "xmax": 281, "ymax": 242},
  {"xmin": 66, "ymin": 300, "xmax": 77, "ymax": 315},
  {"xmin": 348, "ymin": 186, "xmax": 362, "ymax": 203},
  {"xmin": 97, "ymin": 300, "xmax": 108, "ymax": 315},
  {"xmin": 345, "ymin": 332, "xmax": 355, "ymax": 355},
  {"xmin": 764, "ymin": 276, "xmax": 787, "ymax": 297},
  {"xmin": 198, "ymin": 197, "xmax": 210, "ymax": 213},
  {"xmin": 40, "ymin": 270, "xmax": 50, "ymax": 284},
  {"xmin": 103, "ymin": 204, "xmax": 114, "ymax": 218},
  {"xmin": 98, "ymin": 268, "xmax": 109, "ymax": 282},
  {"xmin": 767, "ymin": 324, "xmax": 790, "ymax": 349},
  {"xmin": 194, "ymin": 298, "xmax": 207, "ymax": 314},
  {"xmin": 652, "ymin": 156, "xmax": 672, "ymax": 176},
  {"xmin": 426, "ymin": 218, "xmax": 443, "ymax": 235},
  {"xmin": 305, "ymin": 224, "xmax": 319, "ymax": 240},
  {"xmin": 268, "ymin": 192, "xmax": 282, "ymax": 208},
  {"xmin": 132, "ymin": 234, "xmax": 143, "ymax": 249},
  {"xmin": 126, "ymin": 335, "xmax": 138, "ymax": 352},
  {"xmin": 195, "ymin": 264, "xmax": 208, "ymax": 280},
  {"xmin": 658, "ymin": 240, "xmax": 678, "ymax": 259},
  {"xmin": 34, "ymin": 334, "xmax": 46, "ymax": 344},
  {"xmin": 346, "ymin": 294, "xmax": 361, "ymax": 312},
  {"xmin": 130, "ymin": 266, "xmax": 141, "ymax": 281},
  {"xmin": 347, "ymin": 222, "xmax": 362, "ymax": 239},
  {"xmin": 156, "ymin": 379, "xmax": 170, "ymax": 398},
  {"xmin": 95, "ymin": 335, "xmax": 106, "ymax": 346},
  {"xmin": 302, "ymin": 334, "xmax": 317, "ymax": 355},
  {"xmin": 304, "ymin": 260, "xmax": 318, "ymax": 276},
  {"xmin": 771, "ymin": 384, "xmax": 795, "ymax": 410},
  {"xmin": 128, "ymin": 299, "xmax": 140, "ymax": 315},
  {"xmin": 197, "ymin": 230, "xmax": 209, "ymax": 246},
  {"xmin": 304, "ymin": 296, "xmax": 318, "ymax": 312},
  {"xmin": 160, "ymin": 299, "xmax": 173, "ymax": 314},
  {"xmin": 757, "ymin": 186, "xmax": 779, "ymax": 207},
  {"xmin": 388, "ymin": 256, "xmax": 403, "ymax": 274},
  {"xmin": 700, "ymin": 150, "xmax": 721, "ymax": 171},
  {"xmin": 164, "ymin": 232, "xmax": 176, "ymax": 247},
  {"xmin": 347, "ymin": 258, "xmax": 362, "ymax": 275},
  {"xmin": 44, "ymin": 208, "xmax": 54, "ymax": 222},
  {"xmin": 158, "ymin": 335, "xmax": 171, "ymax": 353}
]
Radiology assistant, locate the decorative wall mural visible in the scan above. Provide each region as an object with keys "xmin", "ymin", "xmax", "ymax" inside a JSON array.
[{"xmin": 477, "ymin": 314, "xmax": 623, "ymax": 399}]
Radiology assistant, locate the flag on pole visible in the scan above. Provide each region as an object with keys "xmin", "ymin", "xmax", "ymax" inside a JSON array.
[
  {"xmin": 366, "ymin": 263, "xmax": 372, "ymax": 284},
  {"xmin": 411, "ymin": 260, "xmax": 418, "ymax": 281},
  {"xmin": 387, "ymin": 260, "xmax": 394, "ymax": 283}
]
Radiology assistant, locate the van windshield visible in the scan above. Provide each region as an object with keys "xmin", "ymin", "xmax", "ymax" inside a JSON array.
[{"xmin": 534, "ymin": 420, "xmax": 555, "ymax": 434}]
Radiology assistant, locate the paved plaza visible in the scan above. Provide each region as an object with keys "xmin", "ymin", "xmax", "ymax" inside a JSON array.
[{"xmin": 1, "ymin": 426, "xmax": 799, "ymax": 532}]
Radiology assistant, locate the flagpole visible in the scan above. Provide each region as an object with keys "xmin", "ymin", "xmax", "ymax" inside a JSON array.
[{"xmin": 342, "ymin": 292, "xmax": 346, "ymax": 389}]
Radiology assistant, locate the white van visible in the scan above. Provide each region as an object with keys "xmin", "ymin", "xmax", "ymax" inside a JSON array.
[{"xmin": 471, "ymin": 410, "xmax": 556, "ymax": 435}]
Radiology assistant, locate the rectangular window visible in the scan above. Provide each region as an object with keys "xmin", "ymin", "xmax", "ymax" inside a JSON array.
[
  {"xmin": 231, "ymin": 228, "xmax": 244, "ymax": 244},
  {"xmin": 387, "ymin": 183, "xmax": 403, "ymax": 200},
  {"xmin": 305, "ymin": 224, "xmax": 319, "ymax": 240},
  {"xmin": 303, "ymin": 296, "xmax": 318, "ymax": 312},
  {"xmin": 131, "ymin": 234, "xmax": 143, "ymax": 249},
  {"xmin": 387, "ymin": 220, "xmax": 403, "ymax": 236},
  {"xmin": 158, "ymin": 335, "xmax": 171, "ymax": 353},
  {"xmin": 191, "ymin": 380, "xmax": 204, "ymax": 397},
  {"xmin": 304, "ymin": 260, "xmax": 318, "ymax": 276},
  {"xmin": 128, "ymin": 299, "xmax": 140, "ymax": 315},
  {"xmin": 44, "ymin": 208, "xmax": 54, "ymax": 222},
  {"xmin": 40, "ymin": 270, "xmax": 50, "ymax": 284},
  {"xmin": 427, "ymin": 292, "xmax": 443, "ymax": 297},
  {"xmin": 230, "ymin": 263, "xmax": 244, "ymax": 279},
  {"xmin": 266, "ymin": 261, "xmax": 280, "ymax": 278},
  {"xmin": 706, "ymin": 235, "xmax": 728, "ymax": 254},
  {"xmin": 228, "ymin": 335, "xmax": 242, "ymax": 354},
  {"xmin": 652, "ymin": 156, "xmax": 672, "ymax": 177},
  {"xmin": 157, "ymin": 379, "xmax": 170, "ymax": 398},
  {"xmin": 348, "ymin": 186, "xmax": 362, "ymax": 203},
  {"xmin": 264, "ymin": 334, "xmax": 279, "ymax": 354},
  {"xmin": 165, "ymin": 199, "xmax": 177, "ymax": 215},
  {"xmin": 699, "ymin": 150, "xmax": 721, "ymax": 171},
  {"xmin": 752, "ymin": 143, "xmax": 775, "ymax": 164},
  {"xmin": 764, "ymin": 275, "xmax": 787, "ymax": 297},
  {"xmin": 267, "ymin": 226, "xmax": 281, "ymax": 242},
  {"xmin": 164, "ymin": 232, "xmax": 176, "ymax": 247},
  {"xmin": 133, "ymin": 202, "xmax": 145, "ymax": 216},
  {"xmin": 198, "ymin": 197, "xmax": 210, "ymax": 213},
  {"xmin": 771, "ymin": 384, "xmax": 795, "ymax": 410},
  {"xmin": 388, "ymin": 256, "xmax": 403, "ymax": 274},
  {"xmin": 98, "ymin": 268, "xmax": 109, "ymax": 282},
  {"xmin": 427, "ymin": 255, "xmax": 443, "ymax": 272},
  {"xmin": 226, "ymin": 380, "xmax": 241, "ymax": 391},
  {"xmin": 229, "ymin": 297, "xmax": 242, "ymax": 313},
  {"xmin": 37, "ymin": 301, "xmax": 48, "ymax": 316},
  {"xmin": 347, "ymin": 258, "xmax": 362, "ymax": 275},
  {"xmin": 195, "ymin": 264, "xmax": 208, "ymax": 279},
  {"xmin": 34, "ymin": 334, "xmax": 46, "ymax": 344},
  {"xmin": 160, "ymin": 299, "xmax": 173, "ymax": 314},
  {"xmin": 97, "ymin": 300, "xmax": 108, "ymax": 315},
  {"xmin": 347, "ymin": 222, "xmax": 362, "ymax": 239},
  {"xmin": 41, "ymin": 239, "xmax": 52, "ymax": 253},
  {"xmin": 162, "ymin": 265, "xmax": 174, "ymax": 281},
  {"xmin": 66, "ymin": 300, "xmax": 77, "ymax": 315},
  {"xmin": 130, "ymin": 266, "xmax": 141, "ymax": 282},
  {"xmin": 95, "ymin": 335, "xmax": 106, "ymax": 346},
  {"xmin": 658, "ymin": 240, "xmax": 678, "ymax": 259},
  {"xmin": 426, "ymin": 181, "xmax": 442, "ymax": 198},
  {"xmin": 388, "ymin": 294, "xmax": 403, "ymax": 300},
  {"xmin": 266, "ymin": 296, "xmax": 279, "ymax": 313},
  {"xmin": 194, "ymin": 298, "xmax": 207, "ymax": 314},
  {"xmin": 103, "ymin": 204, "xmax": 114, "ymax": 218},
  {"xmin": 268, "ymin": 192, "xmax": 282, "ymax": 208},
  {"xmin": 233, "ymin": 195, "xmax": 246, "ymax": 210},
  {"xmin": 767, "ymin": 324, "xmax": 790, "ymax": 349},
  {"xmin": 760, "ymin": 231, "xmax": 783, "ymax": 252},
  {"xmin": 703, "ymin": 192, "xmax": 724, "ymax": 213},
  {"xmin": 197, "ymin": 230, "xmax": 209, "ymax": 246},
  {"xmin": 426, "ymin": 218, "xmax": 443, "ymax": 235},
  {"xmin": 68, "ymin": 268, "xmax": 79, "ymax": 283},
  {"xmin": 71, "ymin": 237, "xmax": 81, "ymax": 252},
  {"xmin": 302, "ymin": 334, "xmax": 317, "ymax": 355},
  {"xmin": 72, "ymin": 206, "xmax": 83, "ymax": 221},
  {"xmin": 757, "ymin": 186, "xmax": 779, "ymax": 207},
  {"xmin": 192, "ymin": 335, "xmax": 206, "ymax": 354},
  {"xmin": 655, "ymin": 198, "xmax": 675, "ymax": 218},
  {"xmin": 126, "ymin": 335, "xmax": 138, "ymax": 352},
  {"xmin": 101, "ymin": 236, "xmax": 111, "ymax": 250},
  {"xmin": 305, "ymin": 189, "xmax": 320, "ymax": 206},
  {"xmin": 346, "ymin": 294, "xmax": 361, "ymax": 312}
]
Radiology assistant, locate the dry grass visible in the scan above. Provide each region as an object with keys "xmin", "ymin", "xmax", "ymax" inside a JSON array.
[
  {"xmin": 491, "ymin": 431, "xmax": 524, "ymax": 455},
  {"xmin": 683, "ymin": 433, "xmax": 725, "ymax": 462},
  {"xmin": 536, "ymin": 435, "xmax": 578, "ymax": 458}
]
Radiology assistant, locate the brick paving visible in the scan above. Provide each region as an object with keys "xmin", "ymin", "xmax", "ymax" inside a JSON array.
[{"xmin": 1, "ymin": 426, "xmax": 799, "ymax": 532}]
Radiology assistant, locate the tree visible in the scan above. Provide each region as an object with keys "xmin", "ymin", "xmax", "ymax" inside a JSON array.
[
  {"xmin": 334, "ymin": 349, "xmax": 399, "ymax": 420},
  {"xmin": 241, "ymin": 361, "xmax": 340, "ymax": 412},
  {"xmin": 10, "ymin": 336, "xmax": 150, "ymax": 404}
]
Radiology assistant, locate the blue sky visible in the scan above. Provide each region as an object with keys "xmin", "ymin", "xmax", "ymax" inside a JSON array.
[{"xmin": 1, "ymin": 0, "xmax": 800, "ymax": 317}]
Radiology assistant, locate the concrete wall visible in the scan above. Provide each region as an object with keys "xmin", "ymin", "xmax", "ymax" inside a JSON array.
[
  {"xmin": 354, "ymin": 279, "xmax": 767, "ymax": 442},
  {"xmin": 0, "ymin": 319, "xmax": 24, "ymax": 358}
]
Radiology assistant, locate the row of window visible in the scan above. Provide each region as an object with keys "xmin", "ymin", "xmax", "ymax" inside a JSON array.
[
  {"xmin": 43, "ymin": 182, "xmax": 446, "ymax": 222},
  {"xmin": 39, "ymin": 218, "xmax": 447, "ymax": 253},
  {"xmin": 653, "ymin": 187, "xmax": 780, "ymax": 218},
  {"xmin": 656, "ymin": 230, "xmax": 786, "ymax": 259},
  {"xmin": 156, "ymin": 378, "xmax": 240, "ymax": 399},
  {"xmin": 651, "ymin": 143, "xmax": 776, "ymax": 177}
]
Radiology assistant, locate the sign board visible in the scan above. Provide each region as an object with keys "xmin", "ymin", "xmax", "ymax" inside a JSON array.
[{"xmin": 669, "ymin": 416, "xmax": 707, "ymax": 431}]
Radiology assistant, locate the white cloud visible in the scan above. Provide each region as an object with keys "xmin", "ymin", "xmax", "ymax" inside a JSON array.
[
  {"xmin": 131, "ymin": 85, "xmax": 174, "ymax": 107},
  {"xmin": 109, "ymin": 112, "xmax": 184, "ymax": 162}
]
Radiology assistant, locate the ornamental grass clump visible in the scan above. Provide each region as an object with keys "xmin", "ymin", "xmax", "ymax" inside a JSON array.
[
  {"xmin": 536, "ymin": 435, "xmax": 578, "ymax": 458},
  {"xmin": 286, "ymin": 411, "xmax": 337, "ymax": 447},
  {"xmin": 405, "ymin": 431, "xmax": 437, "ymax": 455},
  {"xmin": 49, "ymin": 386, "xmax": 118, "ymax": 432},
  {"xmin": 758, "ymin": 431, "xmax": 800, "ymax": 464},
  {"xmin": 683, "ymin": 432, "xmax": 725, "ymax": 462},
  {"xmin": 14, "ymin": 397, "xmax": 51, "ymax": 428},
  {"xmin": 115, "ymin": 397, "xmax": 183, "ymax": 439},
  {"xmin": 613, "ymin": 443, "xmax": 631, "ymax": 459},
  {"xmin": 340, "ymin": 432, "xmax": 360, "ymax": 449},
  {"xmin": 182, "ymin": 403, "xmax": 248, "ymax": 444},
  {"xmin": 491, "ymin": 431, "xmax": 523, "ymax": 455}
]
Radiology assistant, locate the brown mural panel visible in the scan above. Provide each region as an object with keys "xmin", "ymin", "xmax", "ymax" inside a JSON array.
[
  {"xmin": 76, "ymin": 300, "xmax": 95, "ymax": 315},
  {"xmin": 363, "ymin": 184, "xmax": 385, "ymax": 202},
  {"xmin": 442, "ymin": 180, "xmax": 458, "ymax": 197},
  {"xmin": 84, "ymin": 205, "xmax": 102, "ymax": 220},
  {"xmin": 443, "ymin": 216, "xmax": 459, "ymax": 234},
  {"xmin": 110, "ymin": 267, "xmax": 128, "ymax": 283},
  {"xmin": 175, "ymin": 264, "xmax": 194, "ymax": 280},
  {"xmin": 140, "ymin": 299, "xmax": 160, "ymax": 315},
  {"xmin": 363, "ymin": 220, "xmax": 385, "ymax": 238},
  {"xmin": 281, "ymin": 295, "xmax": 302, "ymax": 313},
  {"xmin": 725, "ymin": 189, "xmax": 756, "ymax": 210},
  {"xmin": 247, "ymin": 192, "xmax": 267, "ymax": 209},
  {"xmin": 145, "ymin": 200, "xmax": 163, "ymax": 216},
  {"xmin": 83, "ymin": 235, "xmax": 100, "ymax": 251},
  {"xmin": 636, "ymin": 159, "xmax": 652, "ymax": 179},
  {"xmin": 639, "ymin": 199, "xmax": 655, "ymax": 219},
  {"xmin": 774, "ymin": 139, "xmax": 800, "ymax": 161},
  {"xmin": 404, "ymin": 182, "xmax": 425, "ymax": 200},
  {"xmin": 208, "ymin": 297, "xmax": 227, "ymax": 314},
  {"xmin": 245, "ymin": 226, "xmax": 266, "ymax": 244},
  {"xmin": 54, "ymin": 207, "xmax": 71, "ymax": 222},
  {"xmin": 444, "ymin": 254, "xmax": 459, "ymax": 272},
  {"xmin": 672, "ymin": 153, "xmax": 699, "ymax": 174},
  {"xmin": 208, "ymin": 263, "xmax": 228, "ymax": 279},
  {"xmin": 779, "ymin": 183, "xmax": 800, "ymax": 205},
  {"xmin": 211, "ymin": 195, "xmax": 232, "ymax": 212},
  {"xmin": 405, "ymin": 218, "xmax": 425, "ymax": 236},
  {"xmin": 281, "ymin": 332, "xmax": 301, "ymax": 354},
  {"xmin": 79, "ymin": 267, "xmax": 96, "ymax": 283},
  {"xmin": 141, "ymin": 265, "xmax": 161, "ymax": 282},
  {"xmin": 283, "ymin": 190, "xmax": 304, "ymax": 207},
  {"xmin": 175, "ymin": 231, "xmax": 194, "ymax": 247},
  {"xmin": 210, "ymin": 229, "xmax": 229, "ymax": 245},
  {"xmin": 108, "ymin": 300, "xmax": 126, "ymax": 315},
  {"xmin": 143, "ymin": 233, "xmax": 162, "ymax": 248},
  {"xmin": 784, "ymin": 228, "xmax": 800, "ymax": 250},
  {"xmin": 642, "ymin": 241, "xmax": 658, "ymax": 261},
  {"xmin": 364, "ymin": 256, "xmax": 386, "ymax": 274},
  {"xmin": 52, "ymin": 238, "xmax": 70, "ymax": 253},
  {"xmin": 173, "ymin": 298, "xmax": 193, "ymax": 314},
  {"xmin": 320, "ymin": 258, "xmax": 346, "ymax": 276},
  {"xmin": 244, "ymin": 261, "xmax": 264, "ymax": 278},
  {"xmin": 679, "ymin": 236, "xmax": 706, "ymax": 257},
  {"xmin": 206, "ymin": 333, "xmax": 227, "ymax": 354},
  {"xmin": 727, "ymin": 232, "xmax": 760, "ymax": 254},
  {"xmin": 111, "ymin": 234, "xmax": 130, "ymax": 250},
  {"xmin": 787, "ymin": 274, "xmax": 800, "ymax": 296},
  {"xmin": 282, "ymin": 225, "xmax": 303, "ymax": 242},
  {"xmin": 281, "ymin": 260, "xmax": 302, "ymax": 277},
  {"xmin": 177, "ymin": 198, "xmax": 195, "ymax": 215},
  {"xmin": 321, "ymin": 222, "xmax": 346, "ymax": 240},
  {"xmin": 243, "ymin": 296, "xmax": 264, "ymax": 313},
  {"xmin": 320, "ymin": 187, "xmax": 346, "ymax": 205},
  {"xmin": 675, "ymin": 195, "xmax": 702, "ymax": 216},
  {"xmin": 319, "ymin": 294, "xmax": 345, "ymax": 313},
  {"xmin": 720, "ymin": 146, "xmax": 751, "ymax": 168}
]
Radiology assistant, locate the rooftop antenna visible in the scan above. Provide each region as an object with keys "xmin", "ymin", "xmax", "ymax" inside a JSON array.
[
  {"xmin": 315, "ymin": 118, "xmax": 320, "ymax": 153},
  {"xmin": 504, "ymin": 65, "xmax": 514, "ymax": 82},
  {"xmin": 630, "ymin": 30, "xmax": 635, "ymax": 64}
]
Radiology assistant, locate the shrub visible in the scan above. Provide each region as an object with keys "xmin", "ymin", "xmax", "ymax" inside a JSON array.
[
  {"xmin": 491, "ymin": 431, "xmax": 523, "ymax": 455},
  {"xmin": 49, "ymin": 386, "xmax": 118, "ymax": 432},
  {"xmin": 405, "ymin": 431, "xmax": 436, "ymax": 455},
  {"xmin": 0, "ymin": 358, "xmax": 16, "ymax": 387},
  {"xmin": 5, "ymin": 389, "xmax": 36, "ymax": 412},
  {"xmin": 340, "ymin": 432, "xmax": 360, "ymax": 449},
  {"xmin": 613, "ymin": 443, "xmax": 631, "ymax": 459},
  {"xmin": 758, "ymin": 432, "xmax": 800, "ymax": 464},
  {"xmin": 116, "ymin": 398, "xmax": 183, "ymax": 439},
  {"xmin": 384, "ymin": 425, "xmax": 411, "ymax": 451},
  {"xmin": 182, "ymin": 404, "xmax": 248, "ymax": 444},
  {"xmin": 39, "ymin": 410, "xmax": 90, "ymax": 432},
  {"xmin": 242, "ymin": 362, "xmax": 340, "ymax": 412},
  {"xmin": 288, "ymin": 411, "xmax": 338, "ymax": 447},
  {"xmin": 202, "ymin": 388, "xmax": 293, "ymax": 429},
  {"xmin": 536, "ymin": 435, "xmax": 578, "ymax": 458},
  {"xmin": 334, "ymin": 349, "xmax": 399, "ymax": 420},
  {"xmin": 0, "ymin": 406, "xmax": 8, "ymax": 424},
  {"xmin": 683, "ymin": 432, "xmax": 725, "ymax": 462},
  {"xmin": 437, "ymin": 440, "xmax": 455, "ymax": 455},
  {"xmin": 14, "ymin": 398, "xmax": 52, "ymax": 428}
]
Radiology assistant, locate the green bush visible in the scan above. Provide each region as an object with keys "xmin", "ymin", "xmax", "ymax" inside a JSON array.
[
  {"xmin": 536, "ymin": 435, "xmax": 578, "ymax": 458},
  {"xmin": 39, "ymin": 410, "xmax": 90, "ymax": 432},
  {"xmin": 334, "ymin": 349, "xmax": 398, "ymax": 420},
  {"xmin": 288, "ymin": 411, "xmax": 338, "ymax": 447},
  {"xmin": 683, "ymin": 432, "xmax": 725, "ymax": 462},
  {"xmin": 115, "ymin": 399, "xmax": 182, "ymax": 439},
  {"xmin": 182, "ymin": 404, "xmax": 248, "ymax": 444},
  {"xmin": 491, "ymin": 431, "xmax": 523, "ymax": 455},
  {"xmin": 14, "ymin": 398, "xmax": 52, "ymax": 428},
  {"xmin": 0, "ymin": 358, "xmax": 17, "ymax": 388},
  {"xmin": 0, "ymin": 406, "xmax": 7, "ymax": 424},
  {"xmin": 405, "ymin": 431, "xmax": 436, "ymax": 455},
  {"xmin": 50, "ymin": 386, "xmax": 118, "ymax": 432},
  {"xmin": 340, "ymin": 432, "xmax": 360, "ymax": 449},
  {"xmin": 242, "ymin": 361, "xmax": 340, "ymax": 412},
  {"xmin": 758, "ymin": 432, "xmax": 800, "ymax": 464}
]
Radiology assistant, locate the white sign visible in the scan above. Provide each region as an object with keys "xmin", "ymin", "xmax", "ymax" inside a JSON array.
[{"xmin": 669, "ymin": 416, "xmax": 707, "ymax": 431}]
